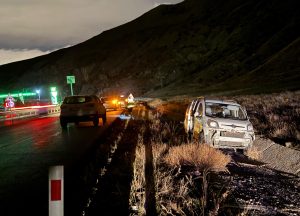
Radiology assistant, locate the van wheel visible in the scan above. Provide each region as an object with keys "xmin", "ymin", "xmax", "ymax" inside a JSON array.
[
  {"xmin": 93, "ymin": 117, "xmax": 99, "ymax": 127},
  {"xmin": 237, "ymin": 149, "xmax": 244, "ymax": 154}
]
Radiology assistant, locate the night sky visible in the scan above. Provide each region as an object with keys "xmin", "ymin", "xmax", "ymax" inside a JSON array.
[{"xmin": 0, "ymin": 0, "xmax": 182, "ymax": 65}]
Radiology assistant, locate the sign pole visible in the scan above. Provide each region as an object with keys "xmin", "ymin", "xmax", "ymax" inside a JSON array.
[{"xmin": 70, "ymin": 83, "xmax": 73, "ymax": 96}]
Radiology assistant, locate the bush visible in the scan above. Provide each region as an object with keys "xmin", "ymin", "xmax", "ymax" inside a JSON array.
[
  {"xmin": 164, "ymin": 143, "xmax": 231, "ymax": 172},
  {"xmin": 246, "ymin": 146, "xmax": 261, "ymax": 160},
  {"xmin": 233, "ymin": 91, "xmax": 300, "ymax": 148}
]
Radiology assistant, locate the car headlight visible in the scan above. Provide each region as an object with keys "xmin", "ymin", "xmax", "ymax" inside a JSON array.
[
  {"xmin": 207, "ymin": 119, "xmax": 219, "ymax": 128},
  {"xmin": 247, "ymin": 124, "xmax": 254, "ymax": 131}
]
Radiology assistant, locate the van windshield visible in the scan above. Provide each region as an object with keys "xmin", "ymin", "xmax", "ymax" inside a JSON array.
[{"xmin": 205, "ymin": 102, "xmax": 247, "ymax": 120}]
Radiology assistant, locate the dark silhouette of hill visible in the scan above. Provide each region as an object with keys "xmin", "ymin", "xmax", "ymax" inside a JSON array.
[{"xmin": 0, "ymin": 0, "xmax": 299, "ymax": 96}]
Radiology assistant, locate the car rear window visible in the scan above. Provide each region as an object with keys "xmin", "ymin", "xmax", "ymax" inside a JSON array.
[{"xmin": 63, "ymin": 96, "xmax": 92, "ymax": 104}]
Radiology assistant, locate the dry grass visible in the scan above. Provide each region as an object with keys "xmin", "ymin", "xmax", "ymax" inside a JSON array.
[
  {"xmin": 232, "ymin": 91, "xmax": 300, "ymax": 148},
  {"xmin": 164, "ymin": 143, "xmax": 231, "ymax": 172},
  {"xmin": 149, "ymin": 109, "xmax": 186, "ymax": 146},
  {"xmin": 130, "ymin": 106, "xmax": 233, "ymax": 215},
  {"xmin": 245, "ymin": 146, "xmax": 261, "ymax": 160},
  {"xmin": 129, "ymin": 133, "xmax": 146, "ymax": 215},
  {"xmin": 147, "ymin": 98, "xmax": 165, "ymax": 109},
  {"xmin": 148, "ymin": 98, "xmax": 189, "ymax": 122},
  {"xmin": 149, "ymin": 118, "xmax": 165, "ymax": 143},
  {"xmin": 162, "ymin": 143, "xmax": 231, "ymax": 214},
  {"xmin": 152, "ymin": 142, "xmax": 198, "ymax": 215},
  {"xmin": 154, "ymin": 142, "xmax": 231, "ymax": 215},
  {"xmin": 155, "ymin": 168, "xmax": 197, "ymax": 216},
  {"xmin": 129, "ymin": 92, "xmax": 300, "ymax": 215},
  {"xmin": 152, "ymin": 143, "xmax": 168, "ymax": 165}
]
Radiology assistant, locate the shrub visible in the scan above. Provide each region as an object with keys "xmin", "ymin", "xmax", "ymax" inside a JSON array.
[
  {"xmin": 164, "ymin": 143, "xmax": 231, "ymax": 172},
  {"xmin": 246, "ymin": 146, "xmax": 261, "ymax": 160},
  {"xmin": 233, "ymin": 91, "xmax": 300, "ymax": 148}
]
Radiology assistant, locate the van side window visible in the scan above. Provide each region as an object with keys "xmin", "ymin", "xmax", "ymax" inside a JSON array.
[
  {"xmin": 192, "ymin": 100, "xmax": 199, "ymax": 114},
  {"xmin": 195, "ymin": 102, "xmax": 203, "ymax": 116}
]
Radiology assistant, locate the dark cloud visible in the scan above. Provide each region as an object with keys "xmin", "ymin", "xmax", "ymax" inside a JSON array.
[
  {"xmin": 0, "ymin": 0, "xmax": 183, "ymax": 50},
  {"xmin": 0, "ymin": 0, "xmax": 182, "ymax": 64},
  {"xmin": 0, "ymin": 48, "xmax": 51, "ymax": 65}
]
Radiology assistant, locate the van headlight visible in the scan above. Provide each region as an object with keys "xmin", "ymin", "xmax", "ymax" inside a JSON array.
[
  {"xmin": 247, "ymin": 124, "xmax": 254, "ymax": 131},
  {"xmin": 207, "ymin": 119, "xmax": 219, "ymax": 128}
]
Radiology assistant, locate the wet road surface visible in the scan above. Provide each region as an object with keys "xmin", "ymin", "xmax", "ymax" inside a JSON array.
[{"xmin": 0, "ymin": 111, "xmax": 121, "ymax": 215}]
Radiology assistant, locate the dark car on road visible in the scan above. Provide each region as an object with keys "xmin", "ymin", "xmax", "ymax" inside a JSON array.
[{"xmin": 60, "ymin": 95, "xmax": 106, "ymax": 128}]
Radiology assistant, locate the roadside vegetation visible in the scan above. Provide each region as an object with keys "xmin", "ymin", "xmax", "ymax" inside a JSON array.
[
  {"xmin": 149, "ymin": 91, "xmax": 300, "ymax": 149},
  {"xmin": 129, "ymin": 108, "xmax": 231, "ymax": 215},
  {"xmin": 130, "ymin": 92, "xmax": 300, "ymax": 215},
  {"xmin": 83, "ymin": 94, "xmax": 299, "ymax": 215},
  {"xmin": 233, "ymin": 91, "xmax": 300, "ymax": 149}
]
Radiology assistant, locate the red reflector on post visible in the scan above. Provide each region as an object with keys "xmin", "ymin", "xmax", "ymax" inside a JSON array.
[{"xmin": 51, "ymin": 180, "xmax": 61, "ymax": 201}]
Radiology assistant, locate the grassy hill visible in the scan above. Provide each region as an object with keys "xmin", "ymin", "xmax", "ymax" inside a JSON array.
[{"xmin": 0, "ymin": 0, "xmax": 299, "ymax": 97}]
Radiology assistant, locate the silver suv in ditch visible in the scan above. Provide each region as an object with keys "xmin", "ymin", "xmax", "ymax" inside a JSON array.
[{"xmin": 184, "ymin": 97, "xmax": 255, "ymax": 152}]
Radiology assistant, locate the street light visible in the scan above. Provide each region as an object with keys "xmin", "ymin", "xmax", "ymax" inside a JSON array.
[{"xmin": 36, "ymin": 89, "xmax": 41, "ymax": 101}]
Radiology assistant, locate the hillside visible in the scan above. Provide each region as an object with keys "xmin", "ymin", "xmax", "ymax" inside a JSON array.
[{"xmin": 0, "ymin": 0, "xmax": 299, "ymax": 97}]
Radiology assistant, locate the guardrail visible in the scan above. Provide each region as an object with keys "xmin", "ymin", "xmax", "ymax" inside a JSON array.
[{"xmin": 0, "ymin": 105, "xmax": 60, "ymax": 121}]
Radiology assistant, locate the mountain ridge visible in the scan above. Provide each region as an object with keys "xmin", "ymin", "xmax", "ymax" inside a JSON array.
[{"xmin": 0, "ymin": 0, "xmax": 299, "ymax": 96}]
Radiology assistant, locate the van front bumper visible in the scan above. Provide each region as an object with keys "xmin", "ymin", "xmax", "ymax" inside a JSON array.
[{"xmin": 206, "ymin": 129, "xmax": 255, "ymax": 149}]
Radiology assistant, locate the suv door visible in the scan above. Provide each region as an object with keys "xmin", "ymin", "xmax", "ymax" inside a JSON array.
[
  {"xmin": 184, "ymin": 99, "xmax": 199, "ymax": 134},
  {"xmin": 193, "ymin": 100, "xmax": 204, "ymax": 140}
]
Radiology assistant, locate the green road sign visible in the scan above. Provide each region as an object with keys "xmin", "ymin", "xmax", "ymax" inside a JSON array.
[
  {"xmin": 66, "ymin": 75, "xmax": 75, "ymax": 84},
  {"xmin": 67, "ymin": 75, "xmax": 75, "ymax": 95}
]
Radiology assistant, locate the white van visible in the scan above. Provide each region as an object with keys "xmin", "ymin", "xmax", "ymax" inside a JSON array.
[{"xmin": 184, "ymin": 97, "xmax": 255, "ymax": 152}]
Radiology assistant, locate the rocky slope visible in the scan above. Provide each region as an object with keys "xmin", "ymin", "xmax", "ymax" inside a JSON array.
[{"xmin": 0, "ymin": 0, "xmax": 299, "ymax": 97}]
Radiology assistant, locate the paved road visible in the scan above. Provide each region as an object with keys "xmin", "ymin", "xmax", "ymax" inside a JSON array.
[{"xmin": 0, "ymin": 111, "xmax": 121, "ymax": 215}]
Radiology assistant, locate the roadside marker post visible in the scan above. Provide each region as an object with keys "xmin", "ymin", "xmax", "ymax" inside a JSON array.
[{"xmin": 49, "ymin": 165, "xmax": 64, "ymax": 216}]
